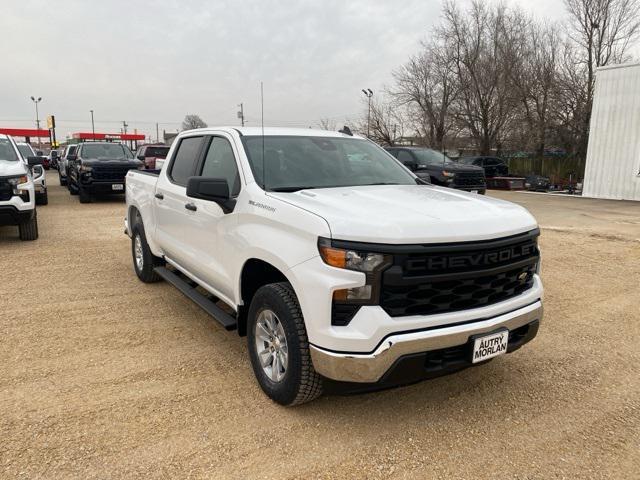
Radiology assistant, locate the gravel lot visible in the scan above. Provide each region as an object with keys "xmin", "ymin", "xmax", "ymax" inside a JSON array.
[{"xmin": 1, "ymin": 174, "xmax": 639, "ymax": 479}]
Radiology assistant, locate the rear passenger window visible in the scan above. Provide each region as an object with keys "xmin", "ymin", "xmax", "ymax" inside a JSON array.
[
  {"xmin": 200, "ymin": 137, "xmax": 241, "ymax": 196},
  {"xmin": 170, "ymin": 136, "xmax": 203, "ymax": 186}
]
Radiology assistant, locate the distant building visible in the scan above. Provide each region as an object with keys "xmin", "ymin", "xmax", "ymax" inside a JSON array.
[
  {"xmin": 583, "ymin": 63, "xmax": 640, "ymax": 201},
  {"xmin": 163, "ymin": 131, "xmax": 178, "ymax": 145}
]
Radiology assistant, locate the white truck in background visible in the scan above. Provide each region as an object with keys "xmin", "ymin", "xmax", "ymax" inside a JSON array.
[{"xmin": 125, "ymin": 127, "xmax": 543, "ymax": 405}]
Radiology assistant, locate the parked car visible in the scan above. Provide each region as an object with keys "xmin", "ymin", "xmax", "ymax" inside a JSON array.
[
  {"xmin": 15, "ymin": 142, "xmax": 48, "ymax": 205},
  {"xmin": 135, "ymin": 144, "xmax": 170, "ymax": 170},
  {"xmin": 525, "ymin": 175, "xmax": 551, "ymax": 192},
  {"xmin": 385, "ymin": 147, "xmax": 486, "ymax": 193},
  {"xmin": 125, "ymin": 127, "xmax": 543, "ymax": 406},
  {"xmin": 67, "ymin": 142, "xmax": 143, "ymax": 203},
  {"xmin": 459, "ymin": 156, "xmax": 509, "ymax": 178},
  {"xmin": 49, "ymin": 150, "xmax": 59, "ymax": 170},
  {"xmin": 58, "ymin": 144, "xmax": 78, "ymax": 186},
  {"xmin": 0, "ymin": 134, "xmax": 39, "ymax": 240}
]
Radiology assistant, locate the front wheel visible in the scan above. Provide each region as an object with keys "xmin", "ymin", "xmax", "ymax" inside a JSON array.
[
  {"xmin": 78, "ymin": 185, "xmax": 92, "ymax": 203},
  {"xmin": 59, "ymin": 172, "xmax": 67, "ymax": 186},
  {"xmin": 36, "ymin": 190, "xmax": 48, "ymax": 205},
  {"xmin": 247, "ymin": 283, "xmax": 323, "ymax": 406},
  {"xmin": 18, "ymin": 211, "xmax": 38, "ymax": 241}
]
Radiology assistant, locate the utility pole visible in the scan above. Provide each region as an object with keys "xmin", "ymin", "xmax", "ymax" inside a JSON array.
[
  {"xmin": 30, "ymin": 96, "xmax": 42, "ymax": 148},
  {"xmin": 122, "ymin": 121, "xmax": 129, "ymax": 148},
  {"xmin": 237, "ymin": 103, "xmax": 245, "ymax": 127},
  {"xmin": 361, "ymin": 89, "xmax": 373, "ymax": 138},
  {"xmin": 156, "ymin": 123, "xmax": 159, "ymax": 143},
  {"xmin": 90, "ymin": 110, "xmax": 95, "ymax": 140}
]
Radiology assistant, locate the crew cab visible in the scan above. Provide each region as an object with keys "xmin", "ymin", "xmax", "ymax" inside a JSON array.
[
  {"xmin": 16, "ymin": 142, "xmax": 48, "ymax": 205},
  {"xmin": 459, "ymin": 156, "xmax": 509, "ymax": 178},
  {"xmin": 0, "ymin": 134, "xmax": 39, "ymax": 240},
  {"xmin": 57, "ymin": 144, "xmax": 78, "ymax": 186},
  {"xmin": 125, "ymin": 127, "xmax": 543, "ymax": 406},
  {"xmin": 135, "ymin": 144, "xmax": 170, "ymax": 170},
  {"xmin": 386, "ymin": 147, "xmax": 486, "ymax": 193},
  {"xmin": 67, "ymin": 142, "xmax": 142, "ymax": 203}
]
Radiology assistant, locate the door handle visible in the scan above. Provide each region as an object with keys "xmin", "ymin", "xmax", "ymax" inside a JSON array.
[
  {"xmin": 185, "ymin": 202, "xmax": 197, "ymax": 211},
  {"xmin": 155, "ymin": 193, "xmax": 164, "ymax": 200}
]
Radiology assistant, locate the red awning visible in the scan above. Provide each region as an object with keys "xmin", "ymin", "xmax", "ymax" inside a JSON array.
[
  {"xmin": 73, "ymin": 132, "xmax": 146, "ymax": 141},
  {"xmin": 0, "ymin": 128, "xmax": 50, "ymax": 138}
]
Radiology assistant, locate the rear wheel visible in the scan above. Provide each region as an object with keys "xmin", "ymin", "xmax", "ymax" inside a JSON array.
[
  {"xmin": 247, "ymin": 282, "xmax": 323, "ymax": 406},
  {"xmin": 18, "ymin": 211, "xmax": 38, "ymax": 241},
  {"xmin": 59, "ymin": 171, "xmax": 67, "ymax": 186},
  {"xmin": 131, "ymin": 222, "xmax": 164, "ymax": 282}
]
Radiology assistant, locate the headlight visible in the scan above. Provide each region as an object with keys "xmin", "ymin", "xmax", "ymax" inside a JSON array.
[
  {"xmin": 442, "ymin": 170, "xmax": 455, "ymax": 178},
  {"xmin": 32, "ymin": 166, "xmax": 44, "ymax": 179},
  {"xmin": 80, "ymin": 165, "xmax": 93, "ymax": 173},
  {"xmin": 318, "ymin": 238, "xmax": 391, "ymax": 303},
  {"xmin": 7, "ymin": 175, "xmax": 29, "ymax": 187}
]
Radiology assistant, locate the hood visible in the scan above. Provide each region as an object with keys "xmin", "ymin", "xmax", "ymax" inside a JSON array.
[
  {"xmin": 0, "ymin": 159, "xmax": 28, "ymax": 178},
  {"xmin": 83, "ymin": 158, "xmax": 142, "ymax": 167},
  {"xmin": 268, "ymin": 185, "xmax": 537, "ymax": 244},
  {"xmin": 417, "ymin": 163, "xmax": 484, "ymax": 173}
]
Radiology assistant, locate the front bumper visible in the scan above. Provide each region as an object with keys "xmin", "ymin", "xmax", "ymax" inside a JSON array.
[
  {"xmin": 0, "ymin": 205, "xmax": 35, "ymax": 226},
  {"xmin": 80, "ymin": 180, "xmax": 126, "ymax": 194},
  {"xmin": 310, "ymin": 300, "xmax": 542, "ymax": 383}
]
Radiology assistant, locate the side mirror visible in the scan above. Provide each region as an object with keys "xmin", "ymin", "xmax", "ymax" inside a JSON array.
[
  {"xmin": 51, "ymin": 151, "xmax": 58, "ymax": 158},
  {"xmin": 67, "ymin": 154, "xmax": 77, "ymax": 161},
  {"xmin": 36, "ymin": 150, "xmax": 44, "ymax": 156},
  {"xmin": 137, "ymin": 155, "xmax": 145, "ymax": 161},
  {"xmin": 186, "ymin": 177, "xmax": 230, "ymax": 201},
  {"xmin": 27, "ymin": 156, "xmax": 43, "ymax": 166}
]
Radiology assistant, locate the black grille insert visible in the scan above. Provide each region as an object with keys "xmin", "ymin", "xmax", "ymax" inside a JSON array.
[
  {"xmin": 92, "ymin": 165, "xmax": 134, "ymax": 182},
  {"xmin": 380, "ymin": 230, "xmax": 539, "ymax": 317},
  {"xmin": 453, "ymin": 171, "xmax": 485, "ymax": 187},
  {"xmin": 0, "ymin": 180, "xmax": 12, "ymax": 201}
]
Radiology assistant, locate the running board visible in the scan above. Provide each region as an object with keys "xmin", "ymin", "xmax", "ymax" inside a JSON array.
[{"xmin": 154, "ymin": 267, "xmax": 237, "ymax": 331}]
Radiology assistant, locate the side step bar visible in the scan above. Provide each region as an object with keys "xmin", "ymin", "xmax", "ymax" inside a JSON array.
[{"xmin": 154, "ymin": 266, "xmax": 237, "ymax": 331}]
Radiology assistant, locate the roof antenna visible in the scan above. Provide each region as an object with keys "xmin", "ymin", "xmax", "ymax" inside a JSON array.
[{"xmin": 261, "ymin": 81, "xmax": 266, "ymax": 190}]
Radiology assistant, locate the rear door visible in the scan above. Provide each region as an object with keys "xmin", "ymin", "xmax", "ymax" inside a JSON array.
[
  {"xmin": 154, "ymin": 135, "xmax": 205, "ymax": 272},
  {"xmin": 183, "ymin": 134, "xmax": 242, "ymax": 299}
]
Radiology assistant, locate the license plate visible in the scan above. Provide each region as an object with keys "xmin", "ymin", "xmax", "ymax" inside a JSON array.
[
  {"xmin": 112, "ymin": 184, "xmax": 124, "ymax": 191},
  {"xmin": 472, "ymin": 330, "xmax": 508, "ymax": 363},
  {"xmin": 471, "ymin": 190, "xmax": 478, "ymax": 194}
]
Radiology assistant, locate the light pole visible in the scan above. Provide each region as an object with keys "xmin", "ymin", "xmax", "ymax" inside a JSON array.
[
  {"xmin": 90, "ymin": 110, "xmax": 95, "ymax": 139},
  {"xmin": 361, "ymin": 89, "xmax": 373, "ymax": 138},
  {"xmin": 238, "ymin": 103, "xmax": 245, "ymax": 127},
  {"xmin": 30, "ymin": 96, "xmax": 42, "ymax": 148}
]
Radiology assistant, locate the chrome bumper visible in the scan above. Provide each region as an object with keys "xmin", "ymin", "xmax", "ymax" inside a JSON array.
[{"xmin": 310, "ymin": 300, "xmax": 543, "ymax": 383}]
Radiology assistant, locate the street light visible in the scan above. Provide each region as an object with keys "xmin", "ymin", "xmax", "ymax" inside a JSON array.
[
  {"xmin": 90, "ymin": 110, "xmax": 95, "ymax": 139},
  {"xmin": 362, "ymin": 89, "xmax": 373, "ymax": 138},
  {"xmin": 30, "ymin": 96, "xmax": 42, "ymax": 148}
]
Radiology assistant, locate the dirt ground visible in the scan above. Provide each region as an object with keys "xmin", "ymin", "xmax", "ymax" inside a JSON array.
[{"xmin": 1, "ymin": 174, "xmax": 639, "ymax": 479}]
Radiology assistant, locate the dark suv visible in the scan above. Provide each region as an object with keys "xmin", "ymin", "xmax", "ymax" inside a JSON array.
[
  {"xmin": 459, "ymin": 156, "xmax": 508, "ymax": 178},
  {"xmin": 386, "ymin": 147, "xmax": 486, "ymax": 193},
  {"xmin": 67, "ymin": 142, "xmax": 142, "ymax": 203}
]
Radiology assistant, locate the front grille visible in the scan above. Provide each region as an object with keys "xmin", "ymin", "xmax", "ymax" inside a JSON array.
[
  {"xmin": 92, "ymin": 166, "xmax": 134, "ymax": 182},
  {"xmin": 380, "ymin": 230, "xmax": 539, "ymax": 317},
  {"xmin": 0, "ymin": 180, "xmax": 12, "ymax": 201},
  {"xmin": 453, "ymin": 171, "xmax": 485, "ymax": 187}
]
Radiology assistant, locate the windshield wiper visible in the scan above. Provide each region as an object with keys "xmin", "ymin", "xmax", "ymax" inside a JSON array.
[{"xmin": 269, "ymin": 186, "xmax": 323, "ymax": 192}]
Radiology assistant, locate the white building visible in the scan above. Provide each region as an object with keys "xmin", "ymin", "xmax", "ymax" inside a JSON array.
[{"xmin": 583, "ymin": 63, "xmax": 640, "ymax": 201}]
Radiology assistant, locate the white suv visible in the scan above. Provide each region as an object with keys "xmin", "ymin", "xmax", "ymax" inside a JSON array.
[
  {"xmin": 0, "ymin": 134, "xmax": 38, "ymax": 240},
  {"xmin": 16, "ymin": 142, "xmax": 48, "ymax": 205}
]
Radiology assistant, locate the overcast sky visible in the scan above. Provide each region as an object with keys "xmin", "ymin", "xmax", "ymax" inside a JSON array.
[{"xmin": 2, "ymin": 0, "xmax": 561, "ymax": 141}]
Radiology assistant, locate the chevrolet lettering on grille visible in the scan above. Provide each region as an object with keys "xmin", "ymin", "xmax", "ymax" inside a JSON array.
[{"xmin": 422, "ymin": 243, "xmax": 537, "ymax": 271}]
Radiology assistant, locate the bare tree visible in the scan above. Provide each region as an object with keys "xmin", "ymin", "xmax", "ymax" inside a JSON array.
[
  {"xmin": 392, "ymin": 40, "xmax": 458, "ymax": 150},
  {"xmin": 359, "ymin": 97, "xmax": 405, "ymax": 146},
  {"xmin": 317, "ymin": 118, "xmax": 337, "ymax": 131},
  {"xmin": 564, "ymin": 0, "xmax": 640, "ymax": 156},
  {"xmin": 440, "ymin": 1, "xmax": 521, "ymax": 155},
  {"xmin": 181, "ymin": 114, "xmax": 208, "ymax": 131}
]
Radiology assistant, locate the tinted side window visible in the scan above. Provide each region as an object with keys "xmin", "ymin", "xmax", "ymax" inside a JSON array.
[
  {"xmin": 170, "ymin": 136, "xmax": 203, "ymax": 186},
  {"xmin": 200, "ymin": 137, "xmax": 241, "ymax": 196},
  {"xmin": 397, "ymin": 150, "xmax": 414, "ymax": 165},
  {"xmin": 386, "ymin": 149, "xmax": 399, "ymax": 158},
  {"xmin": 473, "ymin": 158, "xmax": 483, "ymax": 166}
]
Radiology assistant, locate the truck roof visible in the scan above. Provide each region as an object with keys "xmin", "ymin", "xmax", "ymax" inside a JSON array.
[{"xmin": 183, "ymin": 126, "xmax": 364, "ymax": 139}]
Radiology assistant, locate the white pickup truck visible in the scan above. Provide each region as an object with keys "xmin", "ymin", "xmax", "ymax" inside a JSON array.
[{"xmin": 125, "ymin": 127, "xmax": 543, "ymax": 405}]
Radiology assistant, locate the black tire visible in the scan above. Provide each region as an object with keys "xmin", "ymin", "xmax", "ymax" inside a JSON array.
[
  {"xmin": 36, "ymin": 191, "xmax": 48, "ymax": 205},
  {"xmin": 59, "ymin": 172, "xmax": 67, "ymax": 186},
  {"xmin": 479, "ymin": 189, "xmax": 486, "ymax": 195},
  {"xmin": 18, "ymin": 210, "xmax": 38, "ymax": 241},
  {"xmin": 78, "ymin": 185, "xmax": 92, "ymax": 203},
  {"xmin": 69, "ymin": 180, "xmax": 78, "ymax": 195},
  {"xmin": 131, "ymin": 222, "xmax": 164, "ymax": 283},
  {"xmin": 247, "ymin": 282, "xmax": 323, "ymax": 406}
]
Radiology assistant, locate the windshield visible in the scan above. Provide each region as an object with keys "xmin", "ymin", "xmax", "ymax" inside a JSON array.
[
  {"xmin": 145, "ymin": 146, "xmax": 169, "ymax": 158},
  {"xmin": 17, "ymin": 144, "xmax": 35, "ymax": 158},
  {"xmin": 411, "ymin": 149, "xmax": 454, "ymax": 166},
  {"xmin": 81, "ymin": 143, "xmax": 128, "ymax": 159},
  {"xmin": 241, "ymin": 136, "xmax": 416, "ymax": 191},
  {"xmin": 459, "ymin": 157, "xmax": 478, "ymax": 165},
  {"xmin": 0, "ymin": 138, "xmax": 19, "ymax": 161}
]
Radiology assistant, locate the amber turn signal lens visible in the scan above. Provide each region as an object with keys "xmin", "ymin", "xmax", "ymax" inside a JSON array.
[
  {"xmin": 332, "ymin": 289, "xmax": 348, "ymax": 301},
  {"xmin": 319, "ymin": 246, "xmax": 346, "ymax": 268}
]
